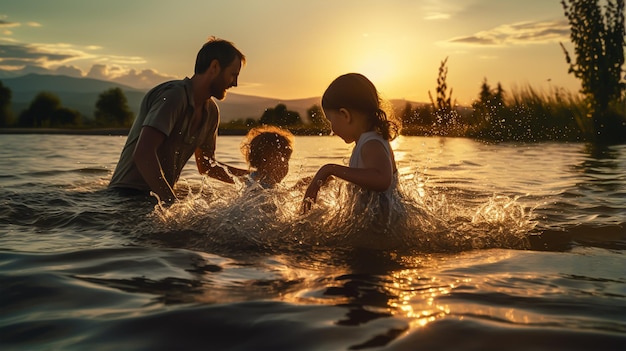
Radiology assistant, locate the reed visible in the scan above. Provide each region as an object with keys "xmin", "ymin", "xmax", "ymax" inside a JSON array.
[{"xmin": 468, "ymin": 85, "xmax": 592, "ymax": 142}]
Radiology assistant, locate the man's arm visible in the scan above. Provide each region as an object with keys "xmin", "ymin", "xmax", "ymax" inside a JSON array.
[
  {"xmin": 195, "ymin": 147, "xmax": 249, "ymax": 184},
  {"xmin": 133, "ymin": 126, "xmax": 177, "ymax": 202}
]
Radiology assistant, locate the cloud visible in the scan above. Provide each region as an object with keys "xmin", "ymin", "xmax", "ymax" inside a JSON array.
[
  {"xmin": 0, "ymin": 15, "xmax": 173, "ymax": 87},
  {"xmin": 0, "ymin": 43, "xmax": 77, "ymax": 65},
  {"xmin": 85, "ymin": 63, "xmax": 174, "ymax": 89},
  {"xmin": 0, "ymin": 29, "xmax": 173, "ymax": 89},
  {"xmin": 0, "ymin": 39, "xmax": 154, "ymax": 78},
  {"xmin": 421, "ymin": 0, "xmax": 457, "ymax": 20},
  {"xmin": 0, "ymin": 20, "xmax": 20, "ymax": 28},
  {"xmin": 424, "ymin": 12, "xmax": 451, "ymax": 20},
  {"xmin": 0, "ymin": 61, "xmax": 174, "ymax": 89},
  {"xmin": 85, "ymin": 63, "xmax": 109, "ymax": 80},
  {"xmin": 54, "ymin": 65, "xmax": 83, "ymax": 78},
  {"xmin": 0, "ymin": 15, "xmax": 39, "ymax": 34},
  {"xmin": 0, "ymin": 19, "xmax": 20, "ymax": 35},
  {"xmin": 0, "ymin": 64, "xmax": 50, "ymax": 78},
  {"xmin": 94, "ymin": 55, "xmax": 146, "ymax": 65},
  {"xmin": 111, "ymin": 68, "xmax": 176, "ymax": 89},
  {"xmin": 448, "ymin": 19, "xmax": 570, "ymax": 46}
]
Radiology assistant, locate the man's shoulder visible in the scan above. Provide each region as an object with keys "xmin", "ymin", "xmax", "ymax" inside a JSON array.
[
  {"xmin": 150, "ymin": 79, "xmax": 188, "ymax": 95},
  {"xmin": 145, "ymin": 79, "xmax": 190, "ymax": 105}
]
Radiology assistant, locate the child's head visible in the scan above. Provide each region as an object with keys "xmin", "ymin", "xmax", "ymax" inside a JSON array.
[
  {"xmin": 241, "ymin": 125, "xmax": 294, "ymax": 186},
  {"xmin": 321, "ymin": 73, "xmax": 399, "ymax": 141}
]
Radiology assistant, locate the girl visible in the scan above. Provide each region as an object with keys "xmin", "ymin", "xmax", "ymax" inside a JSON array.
[{"xmin": 302, "ymin": 73, "xmax": 400, "ymax": 212}]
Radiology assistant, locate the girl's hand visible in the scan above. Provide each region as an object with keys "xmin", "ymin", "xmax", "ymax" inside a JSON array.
[
  {"xmin": 301, "ymin": 165, "xmax": 334, "ymax": 214},
  {"xmin": 301, "ymin": 179, "xmax": 322, "ymax": 213}
]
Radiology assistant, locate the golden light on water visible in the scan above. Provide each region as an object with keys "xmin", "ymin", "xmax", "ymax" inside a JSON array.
[
  {"xmin": 383, "ymin": 251, "xmax": 530, "ymax": 330},
  {"xmin": 389, "ymin": 136, "xmax": 405, "ymax": 163},
  {"xmin": 386, "ymin": 268, "xmax": 457, "ymax": 328}
]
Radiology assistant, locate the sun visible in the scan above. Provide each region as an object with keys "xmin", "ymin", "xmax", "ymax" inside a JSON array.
[{"xmin": 355, "ymin": 51, "xmax": 396, "ymax": 86}]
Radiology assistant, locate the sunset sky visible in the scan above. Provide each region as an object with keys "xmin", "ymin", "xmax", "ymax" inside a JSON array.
[{"xmin": 0, "ymin": 0, "xmax": 582, "ymax": 105}]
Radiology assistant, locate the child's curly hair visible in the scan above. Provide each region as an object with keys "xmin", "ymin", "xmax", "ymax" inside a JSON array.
[{"xmin": 240, "ymin": 125, "xmax": 294, "ymax": 168}]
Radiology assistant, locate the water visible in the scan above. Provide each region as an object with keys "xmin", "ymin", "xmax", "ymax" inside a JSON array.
[{"xmin": 1, "ymin": 134, "xmax": 624, "ymax": 350}]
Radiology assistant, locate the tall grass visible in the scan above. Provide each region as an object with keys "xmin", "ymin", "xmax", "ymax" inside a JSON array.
[{"xmin": 468, "ymin": 85, "xmax": 591, "ymax": 142}]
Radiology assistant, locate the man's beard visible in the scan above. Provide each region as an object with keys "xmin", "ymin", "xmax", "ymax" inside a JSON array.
[{"xmin": 210, "ymin": 78, "xmax": 227, "ymax": 100}]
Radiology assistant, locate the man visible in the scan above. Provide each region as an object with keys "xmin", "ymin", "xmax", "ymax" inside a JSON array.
[{"xmin": 109, "ymin": 38, "xmax": 248, "ymax": 203}]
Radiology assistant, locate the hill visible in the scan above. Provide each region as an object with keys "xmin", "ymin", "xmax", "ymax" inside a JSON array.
[
  {"xmin": 1, "ymin": 73, "xmax": 141, "ymax": 93},
  {"xmin": 1, "ymin": 73, "xmax": 324, "ymax": 123},
  {"xmin": 1, "ymin": 73, "xmax": 424, "ymax": 123}
]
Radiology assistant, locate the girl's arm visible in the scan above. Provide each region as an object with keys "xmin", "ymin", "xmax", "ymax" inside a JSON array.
[{"xmin": 302, "ymin": 141, "xmax": 393, "ymax": 211}]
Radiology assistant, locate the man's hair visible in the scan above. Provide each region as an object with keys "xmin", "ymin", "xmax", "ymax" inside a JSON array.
[{"xmin": 195, "ymin": 37, "xmax": 246, "ymax": 74}]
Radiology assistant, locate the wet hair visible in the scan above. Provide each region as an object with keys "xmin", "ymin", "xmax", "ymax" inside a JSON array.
[
  {"xmin": 321, "ymin": 73, "xmax": 400, "ymax": 140},
  {"xmin": 241, "ymin": 125, "xmax": 294, "ymax": 168},
  {"xmin": 195, "ymin": 37, "xmax": 246, "ymax": 74}
]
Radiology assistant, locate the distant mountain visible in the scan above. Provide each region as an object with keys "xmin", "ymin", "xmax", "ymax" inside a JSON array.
[
  {"xmin": 0, "ymin": 73, "xmax": 424, "ymax": 123},
  {"xmin": 2, "ymin": 74, "xmax": 143, "ymax": 121},
  {"xmin": 220, "ymin": 93, "xmax": 321, "ymax": 122},
  {"xmin": 1, "ymin": 73, "xmax": 142, "ymax": 93},
  {"xmin": 0, "ymin": 73, "xmax": 323, "ymax": 122}
]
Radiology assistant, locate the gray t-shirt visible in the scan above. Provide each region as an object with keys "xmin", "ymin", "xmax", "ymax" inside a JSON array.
[{"xmin": 109, "ymin": 78, "xmax": 218, "ymax": 191}]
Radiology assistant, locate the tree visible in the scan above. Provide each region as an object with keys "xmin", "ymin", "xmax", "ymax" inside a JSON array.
[
  {"xmin": 17, "ymin": 92, "xmax": 82, "ymax": 128},
  {"xmin": 472, "ymin": 79, "xmax": 494, "ymax": 126},
  {"xmin": 469, "ymin": 78, "xmax": 511, "ymax": 140},
  {"xmin": 0, "ymin": 81, "xmax": 13, "ymax": 127},
  {"xmin": 307, "ymin": 104, "xmax": 326, "ymax": 126},
  {"xmin": 95, "ymin": 87, "xmax": 134, "ymax": 127},
  {"xmin": 493, "ymin": 83, "xmax": 505, "ymax": 109},
  {"xmin": 560, "ymin": 0, "xmax": 625, "ymax": 142},
  {"xmin": 52, "ymin": 107, "xmax": 82, "ymax": 127},
  {"xmin": 259, "ymin": 103, "xmax": 302, "ymax": 126},
  {"xmin": 18, "ymin": 92, "xmax": 62, "ymax": 127},
  {"xmin": 414, "ymin": 104, "xmax": 435, "ymax": 125},
  {"xmin": 472, "ymin": 78, "xmax": 506, "ymax": 123},
  {"xmin": 397, "ymin": 101, "xmax": 416, "ymax": 126}
]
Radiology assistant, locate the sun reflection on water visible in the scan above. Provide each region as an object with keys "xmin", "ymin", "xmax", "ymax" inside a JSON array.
[{"xmin": 386, "ymin": 268, "xmax": 456, "ymax": 328}]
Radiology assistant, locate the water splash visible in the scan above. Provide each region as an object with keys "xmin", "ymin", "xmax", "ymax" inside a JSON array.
[{"xmin": 148, "ymin": 170, "xmax": 537, "ymax": 254}]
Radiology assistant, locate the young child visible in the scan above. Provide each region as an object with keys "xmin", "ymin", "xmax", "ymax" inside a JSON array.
[
  {"xmin": 240, "ymin": 125, "xmax": 294, "ymax": 189},
  {"xmin": 302, "ymin": 73, "xmax": 400, "ymax": 212}
]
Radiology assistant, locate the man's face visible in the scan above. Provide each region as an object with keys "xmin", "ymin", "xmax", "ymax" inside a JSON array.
[{"xmin": 210, "ymin": 59, "xmax": 242, "ymax": 100}]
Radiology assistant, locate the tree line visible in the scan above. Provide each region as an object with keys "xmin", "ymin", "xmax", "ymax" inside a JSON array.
[{"xmin": 0, "ymin": 85, "xmax": 134, "ymax": 129}]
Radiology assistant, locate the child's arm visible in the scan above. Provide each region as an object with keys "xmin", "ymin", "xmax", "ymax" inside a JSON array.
[{"xmin": 302, "ymin": 141, "xmax": 393, "ymax": 211}]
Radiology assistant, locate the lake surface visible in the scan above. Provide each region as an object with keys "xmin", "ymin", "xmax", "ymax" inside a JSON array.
[{"xmin": 0, "ymin": 134, "xmax": 624, "ymax": 350}]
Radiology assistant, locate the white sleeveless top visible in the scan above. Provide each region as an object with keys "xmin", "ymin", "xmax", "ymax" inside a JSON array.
[
  {"xmin": 348, "ymin": 131, "xmax": 398, "ymax": 224},
  {"xmin": 349, "ymin": 131, "xmax": 394, "ymax": 169}
]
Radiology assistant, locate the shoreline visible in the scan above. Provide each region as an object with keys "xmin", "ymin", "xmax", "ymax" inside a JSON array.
[
  {"xmin": 0, "ymin": 128, "xmax": 131, "ymax": 136},
  {"xmin": 0, "ymin": 128, "xmax": 248, "ymax": 136},
  {"xmin": 0, "ymin": 128, "xmax": 320, "ymax": 136}
]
